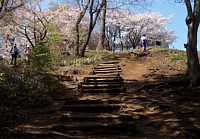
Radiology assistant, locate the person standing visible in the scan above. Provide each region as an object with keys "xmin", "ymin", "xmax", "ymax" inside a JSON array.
[
  {"xmin": 140, "ymin": 34, "xmax": 147, "ymax": 51},
  {"xmin": 10, "ymin": 44, "xmax": 19, "ymax": 66},
  {"xmin": 24, "ymin": 45, "xmax": 32, "ymax": 62}
]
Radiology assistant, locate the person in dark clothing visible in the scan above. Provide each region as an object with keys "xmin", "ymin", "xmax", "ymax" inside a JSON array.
[{"xmin": 10, "ymin": 44, "xmax": 19, "ymax": 66}]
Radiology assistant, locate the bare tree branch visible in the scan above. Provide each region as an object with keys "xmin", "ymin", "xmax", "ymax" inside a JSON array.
[{"xmin": 0, "ymin": 0, "xmax": 24, "ymax": 20}]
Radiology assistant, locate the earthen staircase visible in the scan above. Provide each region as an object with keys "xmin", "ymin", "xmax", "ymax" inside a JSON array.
[
  {"xmin": 7, "ymin": 61, "xmax": 139, "ymax": 139},
  {"xmin": 51, "ymin": 61, "xmax": 137, "ymax": 138}
]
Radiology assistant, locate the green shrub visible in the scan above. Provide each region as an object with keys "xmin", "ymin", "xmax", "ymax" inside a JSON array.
[
  {"xmin": 0, "ymin": 64, "xmax": 65, "ymax": 127},
  {"xmin": 31, "ymin": 41, "xmax": 52, "ymax": 71}
]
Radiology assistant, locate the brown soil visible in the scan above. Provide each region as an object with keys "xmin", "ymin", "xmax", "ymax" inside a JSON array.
[{"xmin": 1, "ymin": 49, "xmax": 200, "ymax": 139}]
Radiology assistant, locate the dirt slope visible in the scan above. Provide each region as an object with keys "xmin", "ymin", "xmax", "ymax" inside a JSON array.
[
  {"xmin": 116, "ymin": 49, "xmax": 200, "ymax": 138},
  {"xmin": 1, "ymin": 48, "xmax": 200, "ymax": 139}
]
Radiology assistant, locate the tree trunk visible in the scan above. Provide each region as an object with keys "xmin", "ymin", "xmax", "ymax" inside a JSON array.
[
  {"xmin": 112, "ymin": 35, "xmax": 116, "ymax": 52},
  {"xmin": 97, "ymin": 0, "xmax": 106, "ymax": 50},
  {"xmin": 74, "ymin": 0, "xmax": 90, "ymax": 57},
  {"xmin": 118, "ymin": 28, "xmax": 123, "ymax": 51},
  {"xmin": 75, "ymin": 11, "xmax": 88, "ymax": 57},
  {"xmin": 80, "ymin": 25, "xmax": 93, "ymax": 57},
  {"xmin": 79, "ymin": 0, "xmax": 104, "ymax": 57},
  {"xmin": 75, "ymin": 23, "xmax": 80, "ymax": 56},
  {"xmin": 186, "ymin": 15, "xmax": 200, "ymax": 87}
]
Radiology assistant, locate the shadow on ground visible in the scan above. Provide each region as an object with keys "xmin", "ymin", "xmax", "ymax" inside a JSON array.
[{"xmin": 123, "ymin": 73, "xmax": 200, "ymax": 138}]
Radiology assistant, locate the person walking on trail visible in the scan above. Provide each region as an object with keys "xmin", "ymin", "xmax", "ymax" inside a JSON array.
[
  {"xmin": 140, "ymin": 34, "xmax": 147, "ymax": 51},
  {"xmin": 24, "ymin": 45, "xmax": 32, "ymax": 62},
  {"xmin": 10, "ymin": 44, "xmax": 19, "ymax": 66}
]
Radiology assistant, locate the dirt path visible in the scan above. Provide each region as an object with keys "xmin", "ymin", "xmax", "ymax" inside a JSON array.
[
  {"xmin": 120, "ymin": 53, "xmax": 200, "ymax": 138},
  {"xmin": 1, "ymin": 52, "xmax": 200, "ymax": 139}
]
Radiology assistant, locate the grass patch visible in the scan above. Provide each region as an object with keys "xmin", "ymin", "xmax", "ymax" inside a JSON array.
[
  {"xmin": 60, "ymin": 50, "xmax": 112, "ymax": 66},
  {"xmin": 170, "ymin": 55, "xmax": 187, "ymax": 61}
]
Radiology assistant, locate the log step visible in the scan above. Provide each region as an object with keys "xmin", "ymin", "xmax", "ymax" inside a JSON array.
[
  {"xmin": 93, "ymin": 73, "xmax": 121, "ymax": 76},
  {"xmin": 92, "ymin": 73, "xmax": 121, "ymax": 76},
  {"xmin": 79, "ymin": 93, "xmax": 124, "ymax": 97},
  {"xmin": 97, "ymin": 64, "xmax": 117, "ymax": 66},
  {"xmin": 79, "ymin": 84, "xmax": 123, "ymax": 89},
  {"xmin": 60, "ymin": 114, "xmax": 134, "ymax": 122},
  {"xmin": 94, "ymin": 66, "xmax": 121, "ymax": 70},
  {"xmin": 94, "ymin": 66, "xmax": 120, "ymax": 69},
  {"xmin": 8, "ymin": 131, "xmax": 135, "ymax": 139},
  {"xmin": 101, "ymin": 61, "xmax": 119, "ymax": 64},
  {"xmin": 93, "ymin": 67, "xmax": 121, "ymax": 71},
  {"xmin": 80, "ymin": 87, "xmax": 125, "ymax": 93},
  {"xmin": 84, "ymin": 76, "xmax": 122, "ymax": 79},
  {"xmin": 93, "ymin": 70, "xmax": 122, "ymax": 74},
  {"xmin": 52, "ymin": 121, "xmax": 136, "ymax": 132},
  {"xmin": 64, "ymin": 99, "xmax": 121, "ymax": 105},
  {"xmin": 60, "ymin": 104, "xmax": 125, "ymax": 112},
  {"xmin": 93, "ymin": 69, "xmax": 122, "ymax": 73},
  {"xmin": 84, "ymin": 78, "xmax": 123, "ymax": 82},
  {"xmin": 79, "ymin": 82, "xmax": 123, "ymax": 85}
]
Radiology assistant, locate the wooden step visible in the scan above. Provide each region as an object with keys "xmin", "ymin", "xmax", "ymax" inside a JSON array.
[
  {"xmin": 84, "ymin": 77, "xmax": 123, "ymax": 82},
  {"xmin": 94, "ymin": 65, "xmax": 120, "ymax": 69},
  {"xmin": 60, "ymin": 103, "xmax": 125, "ymax": 112},
  {"xmin": 64, "ymin": 99, "xmax": 121, "ymax": 105},
  {"xmin": 97, "ymin": 64, "xmax": 117, "ymax": 66},
  {"xmin": 9, "ymin": 131, "xmax": 137, "ymax": 139},
  {"xmin": 52, "ymin": 121, "xmax": 136, "ymax": 132},
  {"xmin": 84, "ymin": 76, "xmax": 122, "ymax": 79},
  {"xmin": 92, "ymin": 73, "xmax": 121, "ymax": 76},
  {"xmin": 101, "ymin": 61, "xmax": 119, "ymax": 64},
  {"xmin": 80, "ymin": 87, "xmax": 126, "ymax": 93},
  {"xmin": 93, "ymin": 67, "xmax": 121, "ymax": 71},
  {"xmin": 60, "ymin": 114, "xmax": 134, "ymax": 122},
  {"xmin": 94, "ymin": 66, "xmax": 121, "ymax": 69},
  {"xmin": 79, "ymin": 84, "xmax": 123, "ymax": 89},
  {"xmin": 93, "ymin": 70, "xmax": 122, "ymax": 74},
  {"xmin": 79, "ymin": 92, "xmax": 124, "ymax": 98},
  {"xmin": 79, "ymin": 81, "xmax": 123, "ymax": 85},
  {"xmin": 93, "ymin": 69, "xmax": 122, "ymax": 73}
]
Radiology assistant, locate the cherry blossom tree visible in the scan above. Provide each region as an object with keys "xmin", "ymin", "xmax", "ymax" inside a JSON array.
[
  {"xmin": 0, "ymin": 0, "xmax": 25, "ymax": 49},
  {"xmin": 13, "ymin": 2, "xmax": 50, "ymax": 48},
  {"xmin": 47, "ymin": 4, "xmax": 102, "ymax": 54},
  {"xmin": 105, "ymin": 10, "xmax": 176, "ymax": 51},
  {"xmin": 63, "ymin": 0, "xmax": 105, "ymax": 57},
  {"xmin": 44, "ymin": 4, "xmax": 79, "ymax": 52},
  {"xmin": 1, "ymin": 1, "xmax": 76, "ymax": 48},
  {"xmin": 97, "ymin": 0, "xmax": 152, "ymax": 50},
  {"xmin": 0, "ymin": 0, "xmax": 48, "ymax": 47},
  {"xmin": 0, "ymin": 0, "xmax": 24, "ymax": 20},
  {"xmin": 127, "ymin": 12, "xmax": 176, "ymax": 48}
]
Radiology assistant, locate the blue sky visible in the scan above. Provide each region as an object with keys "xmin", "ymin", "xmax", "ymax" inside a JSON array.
[{"xmin": 150, "ymin": 1, "xmax": 197, "ymax": 51}]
